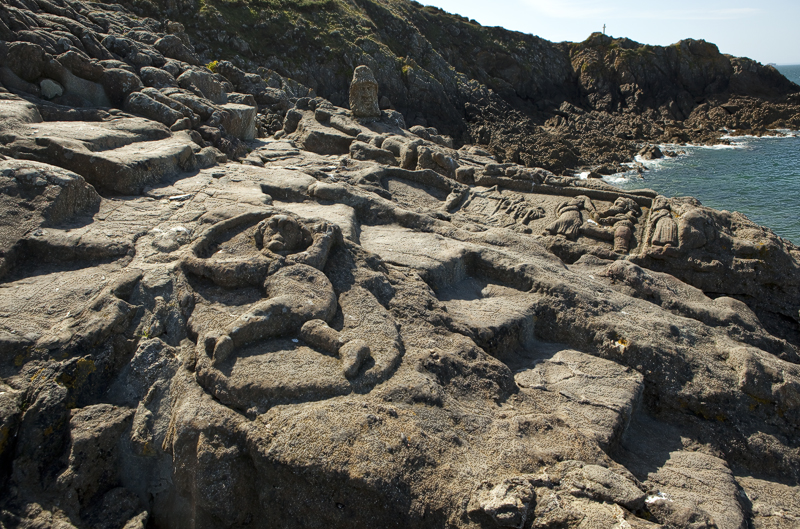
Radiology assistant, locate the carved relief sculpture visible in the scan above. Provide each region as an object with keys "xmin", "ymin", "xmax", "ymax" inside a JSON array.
[
  {"xmin": 649, "ymin": 196, "xmax": 679, "ymax": 247},
  {"xmin": 544, "ymin": 195, "xmax": 596, "ymax": 239}
]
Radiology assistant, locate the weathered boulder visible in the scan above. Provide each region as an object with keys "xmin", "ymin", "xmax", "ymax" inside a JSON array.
[
  {"xmin": 101, "ymin": 68, "xmax": 143, "ymax": 105},
  {"xmin": 55, "ymin": 404, "xmax": 135, "ymax": 505},
  {"xmin": 467, "ymin": 478, "xmax": 535, "ymax": 528},
  {"xmin": 100, "ymin": 59, "xmax": 136, "ymax": 73},
  {"xmin": 163, "ymin": 88, "xmax": 217, "ymax": 120},
  {"xmin": 214, "ymin": 60, "xmax": 289, "ymax": 108},
  {"xmin": 124, "ymin": 92, "xmax": 183, "ymax": 127},
  {"xmin": 139, "ymin": 66, "xmax": 177, "ymax": 88},
  {"xmin": 177, "ymin": 69, "xmax": 227, "ymax": 105},
  {"xmin": 0, "ymin": 66, "xmax": 41, "ymax": 97},
  {"xmin": 296, "ymin": 124, "xmax": 355, "ymax": 155},
  {"xmin": 349, "ymin": 141, "xmax": 397, "ymax": 165},
  {"xmin": 638, "ymin": 144, "xmax": 663, "ymax": 160},
  {"xmin": 58, "ymin": 69, "xmax": 112, "ymax": 107},
  {"xmin": 5, "ymin": 41, "xmax": 48, "ymax": 82},
  {"xmin": 0, "ymin": 158, "xmax": 100, "ymax": 279},
  {"xmin": 220, "ymin": 103, "xmax": 256, "ymax": 140},
  {"xmin": 56, "ymin": 50, "xmax": 105, "ymax": 82},
  {"xmin": 39, "ymin": 78, "xmax": 63, "ymax": 99},
  {"xmin": 170, "ymin": 117, "xmax": 191, "ymax": 131},
  {"xmin": 154, "ymin": 35, "xmax": 200, "ymax": 65},
  {"xmin": 141, "ymin": 87, "xmax": 197, "ymax": 122},
  {"xmin": 227, "ymin": 92, "xmax": 256, "ymax": 106}
]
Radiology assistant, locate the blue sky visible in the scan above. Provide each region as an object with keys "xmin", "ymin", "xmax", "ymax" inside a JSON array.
[{"xmin": 421, "ymin": 0, "xmax": 800, "ymax": 65}]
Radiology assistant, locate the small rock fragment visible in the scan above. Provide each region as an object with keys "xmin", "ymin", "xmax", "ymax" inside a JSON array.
[
  {"xmin": 170, "ymin": 117, "xmax": 191, "ymax": 131},
  {"xmin": 39, "ymin": 79, "xmax": 63, "ymax": 100}
]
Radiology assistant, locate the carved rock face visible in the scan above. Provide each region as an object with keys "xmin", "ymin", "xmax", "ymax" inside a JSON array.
[
  {"xmin": 256, "ymin": 214, "xmax": 310, "ymax": 254},
  {"xmin": 614, "ymin": 221, "xmax": 634, "ymax": 254},
  {"xmin": 349, "ymin": 65, "xmax": 380, "ymax": 118}
]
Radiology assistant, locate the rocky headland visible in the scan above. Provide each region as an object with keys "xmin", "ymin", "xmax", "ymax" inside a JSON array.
[{"xmin": 1, "ymin": 0, "xmax": 800, "ymax": 528}]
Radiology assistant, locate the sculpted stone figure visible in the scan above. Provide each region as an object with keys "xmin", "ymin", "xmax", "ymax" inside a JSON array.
[
  {"xmin": 649, "ymin": 195, "xmax": 679, "ymax": 247},
  {"xmin": 544, "ymin": 195, "xmax": 639, "ymax": 253},
  {"xmin": 595, "ymin": 197, "xmax": 642, "ymax": 254},
  {"xmin": 614, "ymin": 220, "xmax": 634, "ymax": 254},
  {"xmin": 545, "ymin": 195, "xmax": 596, "ymax": 239},
  {"xmin": 180, "ymin": 210, "xmax": 381, "ymax": 390},
  {"xmin": 255, "ymin": 214, "xmax": 311, "ymax": 254},
  {"xmin": 459, "ymin": 186, "xmax": 545, "ymax": 227},
  {"xmin": 349, "ymin": 65, "xmax": 380, "ymax": 119},
  {"xmin": 598, "ymin": 197, "xmax": 642, "ymax": 225}
]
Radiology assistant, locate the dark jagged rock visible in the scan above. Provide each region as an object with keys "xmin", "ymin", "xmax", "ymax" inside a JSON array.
[{"xmin": 0, "ymin": 0, "xmax": 799, "ymax": 528}]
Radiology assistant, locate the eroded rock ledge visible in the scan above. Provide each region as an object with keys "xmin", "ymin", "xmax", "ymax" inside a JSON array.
[{"xmin": 0, "ymin": 1, "xmax": 799, "ymax": 528}]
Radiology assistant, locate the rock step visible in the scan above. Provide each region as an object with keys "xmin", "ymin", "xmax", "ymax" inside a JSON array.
[
  {"xmin": 1, "ymin": 114, "xmax": 199, "ymax": 194},
  {"xmin": 27, "ymin": 118, "xmax": 172, "ymax": 152},
  {"xmin": 80, "ymin": 132, "xmax": 198, "ymax": 194},
  {"xmin": 515, "ymin": 350, "xmax": 644, "ymax": 451},
  {"xmin": 26, "ymin": 132, "xmax": 198, "ymax": 195}
]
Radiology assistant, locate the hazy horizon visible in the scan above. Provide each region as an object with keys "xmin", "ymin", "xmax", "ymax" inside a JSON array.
[{"xmin": 421, "ymin": 0, "xmax": 800, "ymax": 65}]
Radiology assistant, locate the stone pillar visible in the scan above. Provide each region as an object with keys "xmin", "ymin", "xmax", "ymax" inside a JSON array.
[{"xmin": 349, "ymin": 65, "xmax": 380, "ymax": 119}]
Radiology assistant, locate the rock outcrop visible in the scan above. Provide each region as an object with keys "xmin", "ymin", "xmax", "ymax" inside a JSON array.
[
  {"xmin": 0, "ymin": 1, "xmax": 799, "ymax": 528},
  {"xmin": 96, "ymin": 0, "xmax": 800, "ymax": 175}
]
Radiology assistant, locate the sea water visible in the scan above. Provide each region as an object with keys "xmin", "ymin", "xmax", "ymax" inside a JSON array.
[
  {"xmin": 779, "ymin": 64, "xmax": 800, "ymax": 85},
  {"xmin": 608, "ymin": 64, "xmax": 800, "ymax": 245}
]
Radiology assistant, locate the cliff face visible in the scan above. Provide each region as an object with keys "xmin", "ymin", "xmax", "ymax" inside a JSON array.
[
  {"xmin": 569, "ymin": 36, "xmax": 799, "ymax": 113},
  {"xmin": 1, "ymin": 1, "xmax": 800, "ymax": 528}
]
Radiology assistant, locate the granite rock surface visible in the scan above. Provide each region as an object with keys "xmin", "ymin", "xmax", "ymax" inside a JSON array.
[{"xmin": 0, "ymin": 1, "xmax": 799, "ymax": 528}]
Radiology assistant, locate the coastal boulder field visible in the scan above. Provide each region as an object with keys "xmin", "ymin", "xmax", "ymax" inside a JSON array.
[{"xmin": 1, "ymin": 1, "xmax": 800, "ymax": 528}]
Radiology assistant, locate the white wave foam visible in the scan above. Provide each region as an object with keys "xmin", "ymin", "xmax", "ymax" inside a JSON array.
[
  {"xmin": 603, "ymin": 175, "xmax": 631, "ymax": 184},
  {"xmin": 603, "ymin": 170, "xmax": 643, "ymax": 185},
  {"xmin": 634, "ymin": 154, "xmax": 660, "ymax": 167},
  {"xmin": 633, "ymin": 154, "xmax": 682, "ymax": 169},
  {"xmin": 720, "ymin": 129, "xmax": 800, "ymax": 140},
  {"xmin": 693, "ymin": 143, "xmax": 743, "ymax": 150}
]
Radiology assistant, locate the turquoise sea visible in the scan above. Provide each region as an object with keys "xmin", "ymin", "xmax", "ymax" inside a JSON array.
[{"xmin": 609, "ymin": 64, "xmax": 800, "ymax": 245}]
